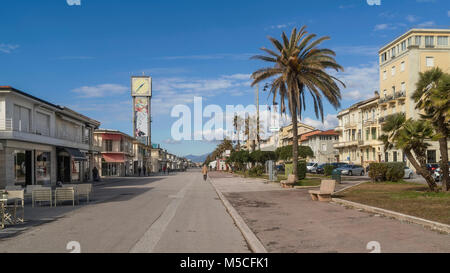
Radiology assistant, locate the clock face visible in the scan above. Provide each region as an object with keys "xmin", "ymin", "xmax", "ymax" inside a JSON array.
[{"xmin": 132, "ymin": 77, "xmax": 151, "ymax": 96}]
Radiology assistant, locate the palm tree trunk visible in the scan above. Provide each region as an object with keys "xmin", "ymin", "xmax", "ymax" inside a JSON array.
[
  {"xmin": 291, "ymin": 106, "xmax": 299, "ymax": 181},
  {"xmin": 404, "ymin": 150, "xmax": 438, "ymax": 192},
  {"xmin": 438, "ymin": 136, "xmax": 449, "ymax": 191}
]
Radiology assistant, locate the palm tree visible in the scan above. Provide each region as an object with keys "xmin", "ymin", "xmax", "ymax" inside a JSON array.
[
  {"xmin": 251, "ymin": 26, "xmax": 344, "ymax": 181},
  {"xmin": 380, "ymin": 113, "xmax": 438, "ymax": 191},
  {"xmin": 233, "ymin": 114, "xmax": 241, "ymax": 150},
  {"xmin": 412, "ymin": 68, "xmax": 450, "ymax": 191}
]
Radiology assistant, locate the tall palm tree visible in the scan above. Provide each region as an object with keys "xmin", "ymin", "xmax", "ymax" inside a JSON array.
[
  {"xmin": 380, "ymin": 113, "xmax": 438, "ymax": 191},
  {"xmin": 412, "ymin": 68, "xmax": 450, "ymax": 191},
  {"xmin": 233, "ymin": 114, "xmax": 241, "ymax": 150},
  {"xmin": 251, "ymin": 26, "xmax": 344, "ymax": 181}
]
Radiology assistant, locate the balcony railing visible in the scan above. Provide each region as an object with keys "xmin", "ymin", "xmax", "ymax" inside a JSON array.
[
  {"xmin": 395, "ymin": 91, "xmax": 406, "ymax": 99},
  {"xmin": 0, "ymin": 118, "xmax": 13, "ymax": 131}
]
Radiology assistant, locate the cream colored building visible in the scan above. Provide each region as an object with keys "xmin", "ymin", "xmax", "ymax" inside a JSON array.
[
  {"xmin": 278, "ymin": 122, "xmax": 315, "ymax": 147},
  {"xmin": 379, "ymin": 28, "xmax": 450, "ymax": 165},
  {"xmin": 335, "ymin": 28, "xmax": 450, "ymax": 168}
]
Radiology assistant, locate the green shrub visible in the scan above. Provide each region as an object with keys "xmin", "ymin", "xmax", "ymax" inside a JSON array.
[
  {"xmin": 324, "ymin": 164, "xmax": 336, "ymax": 176},
  {"xmin": 248, "ymin": 165, "xmax": 265, "ymax": 176},
  {"xmin": 369, "ymin": 162, "xmax": 405, "ymax": 182},
  {"xmin": 284, "ymin": 161, "xmax": 307, "ymax": 180}
]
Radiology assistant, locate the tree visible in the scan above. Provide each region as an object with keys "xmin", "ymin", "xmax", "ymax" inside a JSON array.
[
  {"xmin": 275, "ymin": 145, "xmax": 313, "ymax": 161},
  {"xmin": 251, "ymin": 26, "xmax": 344, "ymax": 181},
  {"xmin": 412, "ymin": 68, "xmax": 450, "ymax": 191},
  {"xmin": 379, "ymin": 113, "xmax": 438, "ymax": 191}
]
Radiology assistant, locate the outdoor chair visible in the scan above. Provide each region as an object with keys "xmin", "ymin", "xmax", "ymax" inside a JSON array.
[
  {"xmin": 25, "ymin": 185, "xmax": 44, "ymax": 200},
  {"xmin": 54, "ymin": 187, "xmax": 77, "ymax": 207},
  {"xmin": 5, "ymin": 190, "xmax": 24, "ymax": 223},
  {"xmin": 309, "ymin": 180, "xmax": 336, "ymax": 202},
  {"xmin": 75, "ymin": 184, "xmax": 92, "ymax": 203},
  {"xmin": 32, "ymin": 188, "xmax": 52, "ymax": 207}
]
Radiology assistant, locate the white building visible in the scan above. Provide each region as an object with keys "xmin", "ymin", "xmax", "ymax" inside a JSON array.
[{"xmin": 0, "ymin": 86, "xmax": 101, "ymax": 188}]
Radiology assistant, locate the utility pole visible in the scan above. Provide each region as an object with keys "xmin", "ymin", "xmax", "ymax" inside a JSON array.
[{"xmin": 255, "ymin": 83, "xmax": 260, "ymax": 151}]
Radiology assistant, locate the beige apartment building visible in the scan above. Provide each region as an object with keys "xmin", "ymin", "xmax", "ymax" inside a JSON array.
[
  {"xmin": 278, "ymin": 122, "xmax": 315, "ymax": 147},
  {"xmin": 335, "ymin": 28, "xmax": 450, "ymax": 168}
]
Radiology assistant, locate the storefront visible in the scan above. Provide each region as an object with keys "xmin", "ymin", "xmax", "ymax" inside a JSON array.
[
  {"xmin": 57, "ymin": 147, "xmax": 86, "ymax": 184},
  {"xmin": 101, "ymin": 154, "xmax": 125, "ymax": 176}
]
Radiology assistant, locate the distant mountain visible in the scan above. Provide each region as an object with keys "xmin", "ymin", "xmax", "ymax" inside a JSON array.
[{"xmin": 185, "ymin": 153, "xmax": 209, "ymax": 163}]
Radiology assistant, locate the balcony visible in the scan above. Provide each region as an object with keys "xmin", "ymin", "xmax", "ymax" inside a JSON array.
[
  {"xmin": 0, "ymin": 118, "xmax": 13, "ymax": 131},
  {"xmin": 395, "ymin": 91, "xmax": 406, "ymax": 100},
  {"xmin": 333, "ymin": 140, "xmax": 358, "ymax": 149}
]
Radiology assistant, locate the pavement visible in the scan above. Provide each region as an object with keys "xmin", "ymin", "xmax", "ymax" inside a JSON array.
[
  {"xmin": 209, "ymin": 171, "xmax": 450, "ymax": 253},
  {"xmin": 0, "ymin": 170, "xmax": 249, "ymax": 253}
]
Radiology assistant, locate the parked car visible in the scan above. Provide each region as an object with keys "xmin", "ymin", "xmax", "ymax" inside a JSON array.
[
  {"xmin": 276, "ymin": 164, "xmax": 285, "ymax": 173},
  {"xmin": 306, "ymin": 162, "xmax": 318, "ymax": 173},
  {"xmin": 315, "ymin": 162, "xmax": 347, "ymax": 174},
  {"xmin": 403, "ymin": 166, "xmax": 414, "ymax": 179},
  {"xmin": 432, "ymin": 163, "xmax": 450, "ymax": 182},
  {"xmin": 426, "ymin": 163, "xmax": 440, "ymax": 172},
  {"xmin": 336, "ymin": 164, "xmax": 365, "ymax": 176}
]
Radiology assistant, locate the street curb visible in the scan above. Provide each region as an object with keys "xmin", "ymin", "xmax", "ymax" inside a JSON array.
[
  {"xmin": 332, "ymin": 198, "xmax": 450, "ymax": 234},
  {"xmin": 208, "ymin": 177, "xmax": 268, "ymax": 253}
]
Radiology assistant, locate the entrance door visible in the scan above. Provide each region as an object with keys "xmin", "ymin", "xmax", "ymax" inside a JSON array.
[
  {"xmin": 58, "ymin": 156, "xmax": 71, "ymax": 183},
  {"xmin": 25, "ymin": 151, "xmax": 33, "ymax": 185}
]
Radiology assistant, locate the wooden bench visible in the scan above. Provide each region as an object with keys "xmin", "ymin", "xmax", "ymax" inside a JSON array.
[
  {"xmin": 32, "ymin": 188, "xmax": 52, "ymax": 207},
  {"xmin": 309, "ymin": 180, "xmax": 336, "ymax": 202},
  {"xmin": 75, "ymin": 184, "xmax": 93, "ymax": 203},
  {"xmin": 54, "ymin": 187, "xmax": 77, "ymax": 207}
]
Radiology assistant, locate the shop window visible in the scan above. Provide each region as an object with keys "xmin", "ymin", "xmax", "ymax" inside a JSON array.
[{"xmin": 36, "ymin": 151, "xmax": 51, "ymax": 185}]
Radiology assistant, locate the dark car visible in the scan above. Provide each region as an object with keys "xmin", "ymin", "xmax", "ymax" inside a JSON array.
[
  {"xmin": 316, "ymin": 162, "xmax": 347, "ymax": 174},
  {"xmin": 276, "ymin": 164, "xmax": 285, "ymax": 172},
  {"xmin": 426, "ymin": 163, "xmax": 440, "ymax": 172}
]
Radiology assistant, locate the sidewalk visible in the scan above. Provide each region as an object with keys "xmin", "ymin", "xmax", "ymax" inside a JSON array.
[{"xmin": 209, "ymin": 172, "xmax": 450, "ymax": 253}]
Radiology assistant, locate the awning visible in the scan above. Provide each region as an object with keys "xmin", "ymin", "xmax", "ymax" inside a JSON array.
[
  {"xmin": 101, "ymin": 134, "xmax": 122, "ymax": 141},
  {"xmin": 58, "ymin": 147, "xmax": 86, "ymax": 161},
  {"xmin": 102, "ymin": 154, "xmax": 125, "ymax": 163}
]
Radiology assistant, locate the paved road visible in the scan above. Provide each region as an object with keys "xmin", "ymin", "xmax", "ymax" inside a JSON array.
[{"xmin": 0, "ymin": 170, "xmax": 249, "ymax": 253}]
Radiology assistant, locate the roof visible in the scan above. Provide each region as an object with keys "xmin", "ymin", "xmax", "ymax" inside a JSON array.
[
  {"xmin": 379, "ymin": 28, "xmax": 450, "ymax": 53},
  {"xmin": 300, "ymin": 129, "xmax": 338, "ymax": 142},
  {"xmin": 0, "ymin": 86, "xmax": 101, "ymax": 126},
  {"xmin": 94, "ymin": 129, "xmax": 135, "ymax": 139},
  {"xmin": 337, "ymin": 95, "xmax": 379, "ymax": 117}
]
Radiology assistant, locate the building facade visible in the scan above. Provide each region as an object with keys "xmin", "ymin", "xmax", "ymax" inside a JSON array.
[
  {"xmin": 93, "ymin": 129, "xmax": 134, "ymax": 177},
  {"xmin": 278, "ymin": 122, "xmax": 315, "ymax": 147},
  {"xmin": 335, "ymin": 28, "xmax": 450, "ymax": 168},
  {"xmin": 300, "ymin": 130, "xmax": 339, "ymax": 163},
  {"xmin": 0, "ymin": 86, "xmax": 100, "ymax": 188}
]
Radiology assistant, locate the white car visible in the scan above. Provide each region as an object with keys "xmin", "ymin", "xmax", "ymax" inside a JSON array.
[
  {"xmin": 306, "ymin": 163, "xmax": 318, "ymax": 173},
  {"xmin": 403, "ymin": 166, "xmax": 414, "ymax": 179}
]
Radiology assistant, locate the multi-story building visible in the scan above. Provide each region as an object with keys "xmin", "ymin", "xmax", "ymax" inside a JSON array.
[
  {"xmin": 93, "ymin": 129, "xmax": 134, "ymax": 177},
  {"xmin": 132, "ymin": 140, "xmax": 152, "ymax": 175},
  {"xmin": 335, "ymin": 28, "xmax": 450, "ymax": 168},
  {"xmin": 300, "ymin": 129, "xmax": 339, "ymax": 163},
  {"xmin": 334, "ymin": 94, "xmax": 383, "ymax": 166},
  {"xmin": 0, "ymin": 86, "xmax": 101, "ymax": 188},
  {"xmin": 378, "ymin": 28, "xmax": 450, "ymax": 165},
  {"xmin": 278, "ymin": 122, "xmax": 315, "ymax": 147}
]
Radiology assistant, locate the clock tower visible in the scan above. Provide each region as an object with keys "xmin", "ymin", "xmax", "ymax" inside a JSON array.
[{"xmin": 131, "ymin": 76, "xmax": 152, "ymax": 145}]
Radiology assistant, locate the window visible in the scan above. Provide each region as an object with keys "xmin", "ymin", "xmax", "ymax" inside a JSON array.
[
  {"xmin": 400, "ymin": 61, "xmax": 405, "ymax": 72},
  {"xmin": 104, "ymin": 140, "xmax": 113, "ymax": 152},
  {"xmin": 426, "ymin": 57, "xmax": 434, "ymax": 67},
  {"xmin": 383, "ymin": 89, "xmax": 387, "ymax": 97},
  {"xmin": 36, "ymin": 151, "xmax": 51, "ymax": 185},
  {"xmin": 371, "ymin": 128, "xmax": 377, "ymax": 140},
  {"xmin": 391, "ymin": 66, "xmax": 396, "ymax": 76},
  {"xmin": 372, "ymin": 148, "xmax": 376, "ymax": 161},
  {"xmin": 425, "ymin": 36, "xmax": 434, "ymax": 47},
  {"xmin": 322, "ymin": 144, "xmax": 327, "ymax": 152},
  {"xmin": 393, "ymin": 151, "xmax": 398, "ymax": 162},
  {"xmin": 401, "ymin": 82, "xmax": 406, "ymax": 92},
  {"xmin": 13, "ymin": 105, "xmax": 31, "ymax": 132},
  {"xmin": 385, "ymin": 152, "xmax": 389, "ymax": 162},
  {"xmin": 391, "ymin": 47, "xmax": 396, "ymax": 58},
  {"xmin": 36, "ymin": 112, "xmax": 50, "ymax": 136},
  {"xmin": 366, "ymin": 129, "xmax": 369, "ymax": 141},
  {"xmin": 366, "ymin": 148, "xmax": 369, "ymax": 160},
  {"xmin": 401, "ymin": 41, "xmax": 406, "ymax": 51},
  {"xmin": 407, "ymin": 37, "xmax": 412, "ymax": 47},
  {"xmin": 381, "ymin": 52, "xmax": 387, "ymax": 62},
  {"xmin": 383, "ymin": 70, "xmax": 387, "ymax": 80},
  {"xmin": 415, "ymin": 36, "xmax": 421, "ymax": 46},
  {"xmin": 427, "ymin": 150, "xmax": 436, "ymax": 163},
  {"xmin": 437, "ymin": 36, "xmax": 448, "ymax": 46}
]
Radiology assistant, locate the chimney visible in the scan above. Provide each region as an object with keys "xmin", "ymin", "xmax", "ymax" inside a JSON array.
[{"xmin": 374, "ymin": 90, "xmax": 379, "ymax": 97}]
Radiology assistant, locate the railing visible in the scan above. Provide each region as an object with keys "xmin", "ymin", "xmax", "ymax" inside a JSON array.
[
  {"xmin": 395, "ymin": 91, "xmax": 406, "ymax": 99},
  {"xmin": 0, "ymin": 118, "xmax": 13, "ymax": 131}
]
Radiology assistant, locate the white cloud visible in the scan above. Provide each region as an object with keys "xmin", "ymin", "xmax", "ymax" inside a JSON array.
[
  {"xmin": 265, "ymin": 22, "xmax": 295, "ymax": 30},
  {"xmin": 302, "ymin": 114, "xmax": 339, "ymax": 130},
  {"xmin": 163, "ymin": 138, "xmax": 182, "ymax": 144},
  {"xmin": 0, "ymin": 43, "xmax": 19, "ymax": 54},
  {"xmin": 417, "ymin": 21, "xmax": 435, "ymax": 27},
  {"xmin": 406, "ymin": 15, "xmax": 419, "ymax": 23},
  {"xmin": 72, "ymin": 84, "xmax": 128, "ymax": 98},
  {"xmin": 374, "ymin": 24, "xmax": 390, "ymax": 31},
  {"xmin": 332, "ymin": 62, "xmax": 379, "ymax": 101}
]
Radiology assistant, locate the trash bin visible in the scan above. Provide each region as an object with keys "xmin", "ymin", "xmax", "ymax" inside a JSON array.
[{"xmin": 331, "ymin": 169, "xmax": 342, "ymax": 184}]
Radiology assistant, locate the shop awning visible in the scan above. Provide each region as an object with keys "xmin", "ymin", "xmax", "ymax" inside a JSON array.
[
  {"xmin": 102, "ymin": 154, "xmax": 125, "ymax": 163},
  {"xmin": 58, "ymin": 147, "xmax": 86, "ymax": 161}
]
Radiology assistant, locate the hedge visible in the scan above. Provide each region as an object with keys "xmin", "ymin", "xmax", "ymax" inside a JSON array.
[
  {"xmin": 248, "ymin": 165, "xmax": 265, "ymax": 176},
  {"xmin": 285, "ymin": 161, "xmax": 307, "ymax": 180},
  {"xmin": 368, "ymin": 162, "xmax": 405, "ymax": 182}
]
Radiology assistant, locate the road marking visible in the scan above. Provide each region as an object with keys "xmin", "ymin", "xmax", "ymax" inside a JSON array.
[{"xmin": 129, "ymin": 179, "xmax": 193, "ymax": 253}]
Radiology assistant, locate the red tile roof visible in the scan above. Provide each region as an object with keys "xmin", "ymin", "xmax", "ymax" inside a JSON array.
[{"xmin": 300, "ymin": 129, "xmax": 339, "ymax": 142}]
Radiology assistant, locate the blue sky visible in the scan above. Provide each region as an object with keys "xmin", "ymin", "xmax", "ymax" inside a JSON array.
[{"xmin": 1, "ymin": 0, "xmax": 449, "ymax": 156}]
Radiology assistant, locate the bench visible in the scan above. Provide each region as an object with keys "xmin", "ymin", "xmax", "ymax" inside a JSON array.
[
  {"xmin": 32, "ymin": 188, "xmax": 52, "ymax": 207},
  {"xmin": 75, "ymin": 184, "xmax": 93, "ymax": 203},
  {"xmin": 55, "ymin": 187, "xmax": 77, "ymax": 207},
  {"xmin": 309, "ymin": 180, "xmax": 336, "ymax": 202}
]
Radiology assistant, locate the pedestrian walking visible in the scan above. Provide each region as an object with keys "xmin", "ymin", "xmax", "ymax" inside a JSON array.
[
  {"xmin": 163, "ymin": 166, "xmax": 166, "ymax": 175},
  {"xmin": 202, "ymin": 164, "xmax": 208, "ymax": 181},
  {"xmin": 92, "ymin": 166, "xmax": 99, "ymax": 182},
  {"xmin": 143, "ymin": 166, "xmax": 146, "ymax": 176}
]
